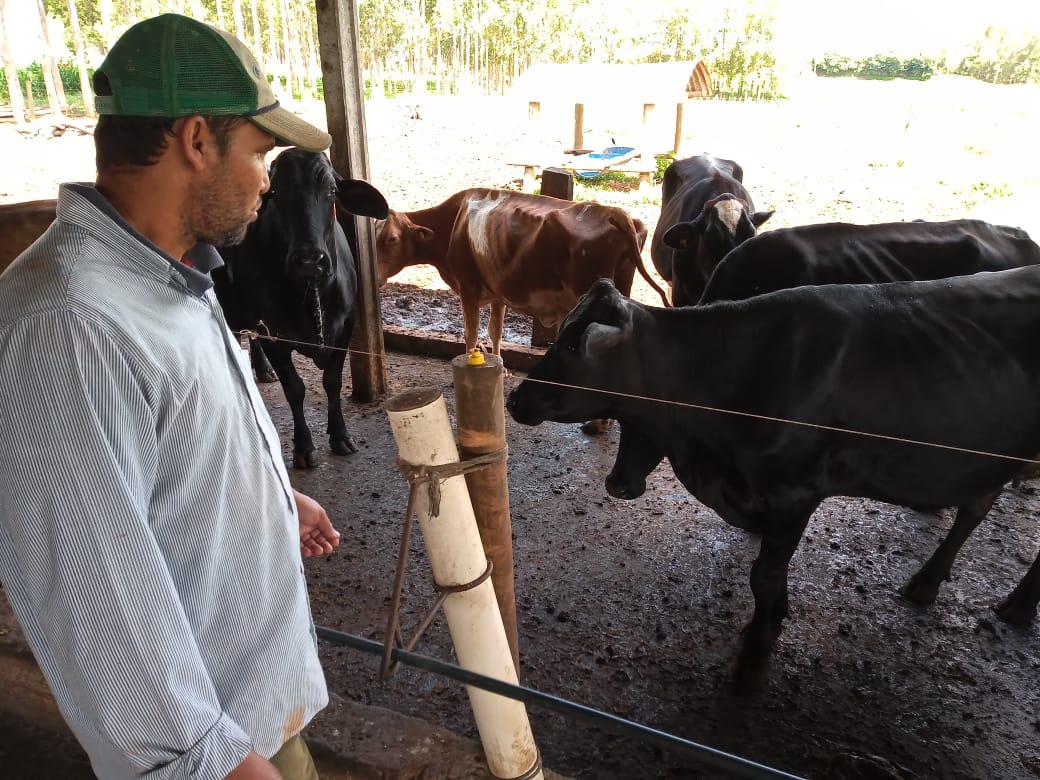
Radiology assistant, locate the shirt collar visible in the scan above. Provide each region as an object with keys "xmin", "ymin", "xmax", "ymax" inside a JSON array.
[{"xmin": 64, "ymin": 183, "xmax": 223, "ymax": 296}]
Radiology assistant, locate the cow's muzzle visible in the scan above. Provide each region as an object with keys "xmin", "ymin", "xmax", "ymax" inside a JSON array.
[
  {"xmin": 505, "ymin": 388, "xmax": 544, "ymax": 426},
  {"xmin": 290, "ymin": 247, "xmax": 332, "ymax": 281}
]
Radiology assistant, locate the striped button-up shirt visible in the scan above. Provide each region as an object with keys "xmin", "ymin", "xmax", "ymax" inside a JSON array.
[{"xmin": 0, "ymin": 185, "xmax": 328, "ymax": 779}]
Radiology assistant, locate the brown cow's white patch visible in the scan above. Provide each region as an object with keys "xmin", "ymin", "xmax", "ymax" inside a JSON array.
[{"xmin": 465, "ymin": 193, "xmax": 502, "ymax": 259}]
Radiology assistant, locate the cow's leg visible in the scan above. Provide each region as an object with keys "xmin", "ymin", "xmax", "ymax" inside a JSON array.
[
  {"xmin": 265, "ymin": 345, "xmax": 316, "ymax": 469},
  {"xmin": 605, "ymin": 423, "xmax": 664, "ymax": 499},
  {"xmin": 488, "ymin": 300, "xmax": 506, "ymax": 356},
  {"xmin": 461, "ymin": 297, "xmax": 481, "ymax": 352},
  {"xmin": 324, "ymin": 339, "xmax": 357, "ymax": 456},
  {"xmin": 995, "ymin": 547, "xmax": 1040, "ymax": 626},
  {"xmin": 250, "ymin": 339, "xmax": 278, "ymax": 383},
  {"xmin": 899, "ymin": 489, "xmax": 1000, "ymax": 605},
  {"xmin": 735, "ymin": 506, "xmax": 814, "ymax": 691}
]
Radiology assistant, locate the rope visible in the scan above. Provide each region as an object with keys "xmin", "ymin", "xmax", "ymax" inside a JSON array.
[
  {"xmin": 397, "ymin": 447, "xmax": 508, "ymax": 517},
  {"xmin": 237, "ymin": 328, "xmax": 1040, "ymax": 467}
]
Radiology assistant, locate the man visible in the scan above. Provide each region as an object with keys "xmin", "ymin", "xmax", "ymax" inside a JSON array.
[{"xmin": 0, "ymin": 15, "xmax": 341, "ymax": 780}]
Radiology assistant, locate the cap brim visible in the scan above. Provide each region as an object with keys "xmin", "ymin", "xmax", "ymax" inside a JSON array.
[{"xmin": 249, "ymin": 106, "xmax": 331, "ymax": 152}]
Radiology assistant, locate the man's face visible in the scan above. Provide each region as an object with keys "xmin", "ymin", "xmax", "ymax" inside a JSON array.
[{"xmin": 190, "ymin": 120, "xmax": 274, "ymax": 247}]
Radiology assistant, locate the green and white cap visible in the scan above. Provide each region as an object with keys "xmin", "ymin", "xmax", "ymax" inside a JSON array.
[{"xmin": 93, "ymin": 13, "xmax": 331, "ymax": 152}]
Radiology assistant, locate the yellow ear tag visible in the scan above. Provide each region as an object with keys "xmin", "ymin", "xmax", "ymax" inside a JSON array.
[{"xmin": 467, "ymin": 349, "xmax": 486, "ymax": 366}]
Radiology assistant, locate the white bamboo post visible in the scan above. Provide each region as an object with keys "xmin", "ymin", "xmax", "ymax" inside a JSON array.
[{"xmin": 386, "ymin": 388, "xmax": 543, "ymax": 780}]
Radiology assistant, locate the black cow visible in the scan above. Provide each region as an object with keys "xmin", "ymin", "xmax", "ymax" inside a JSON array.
[
  {"xmin": 214, "ymin": 148, "xmax": 388, "ymax": 468},
  {"xmin": 507, "ymin": 276, "xmax": 1040, "ymax": 688},
  {"xmin": 650, "ymin": 154, "xmax": 772, "ymax": 306},
  {"xmin": 701, "ymin": 218, "xmax": 1040, "ymax": 304}
]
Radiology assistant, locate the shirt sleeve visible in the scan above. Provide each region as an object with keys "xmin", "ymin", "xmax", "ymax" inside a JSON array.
[{"xmin": 0, "ymin": 310, "xmax": 253, "ymax": 779}]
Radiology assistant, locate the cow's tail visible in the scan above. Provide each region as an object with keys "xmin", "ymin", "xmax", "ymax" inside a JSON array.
[{"xmin": 618, "ymin": 215, "xmax": 671, "ymax": 307}]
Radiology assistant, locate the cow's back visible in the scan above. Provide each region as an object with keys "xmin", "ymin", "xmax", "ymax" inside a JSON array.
[
  {"xmin": 702, "ymin": 219, "xmax": 1040, "ymax": 303},
  {"xmin": 449, "ymin": 189, "xmax": 640, "ymax": 315},
  {"xmin": 0, "ymin": 200, "xmax": 58, "ymax": 276}
]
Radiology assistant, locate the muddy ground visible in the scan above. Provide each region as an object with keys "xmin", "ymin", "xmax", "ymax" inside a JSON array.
[{"xmin": 272, "ymin": 284, "xmax": 1040, "ymax": 779}]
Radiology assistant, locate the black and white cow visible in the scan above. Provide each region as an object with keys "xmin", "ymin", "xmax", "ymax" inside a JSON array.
[
  {"xmin": 507, "ymin": 276, "xmax": 1040, "ymax": 688},
  {"xmin": 650, "ymin": 154, "xmax": 773, "ymax": 306},
  {"xmin": 214, "ymin": 148, "xmax": 388, "ymax": 468},
  {"xmin": 700, "ymin": 218, "xmax": 1040, "ymax": 304}
]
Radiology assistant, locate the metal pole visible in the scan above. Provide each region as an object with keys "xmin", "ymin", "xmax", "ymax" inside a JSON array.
[{"xmin": 451, "ymin": 351, "xmax": 519, "ymax": 674}]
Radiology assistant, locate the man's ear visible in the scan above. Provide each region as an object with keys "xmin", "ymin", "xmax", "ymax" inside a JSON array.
[{"xmin": 176, "ymin": 115, "xmax": 214, "ymax": 173}]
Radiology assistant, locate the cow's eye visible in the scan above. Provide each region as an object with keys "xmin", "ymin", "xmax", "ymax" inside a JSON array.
[
  {"xmin": 566, "ymin": 342, "xmax": 578, "ymax": 354},
  {"xmin": 328, "ymin": 188, "xmax": 337, "ymax": 199}
]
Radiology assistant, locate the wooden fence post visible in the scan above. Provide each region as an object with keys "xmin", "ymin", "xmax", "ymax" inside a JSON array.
[
  {"xmin": 530, "ymin": 167, "xmax": 572, "ymax": 346},
  {"xmin": 673, "ymin": 102, "xmax": 684, "ymax": 156},
  {"xmin": 571, "ymin": 102, "xmax": 585, "ymax": 153},
  {"xmin": 528, "ymin": 100, "xmax": 540, "ymax": 120}
]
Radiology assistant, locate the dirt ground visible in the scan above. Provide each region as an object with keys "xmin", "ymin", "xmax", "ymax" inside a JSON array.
[
  {"xmin": 3, "ymin": 75, "xmax": 1040, "ymax": 778},
  {"xmin": 276, "ymin": 338, "xmax": 1040, "ymax": 780}
]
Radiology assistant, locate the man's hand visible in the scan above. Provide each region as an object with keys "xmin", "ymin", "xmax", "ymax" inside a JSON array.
[
  {"xmin": 294, "ymin": 489, "xmax": 340, "ymax": 558},
  {"xmin": 226, "ymin": 751, "xmax": 282, "ymax": 779}
]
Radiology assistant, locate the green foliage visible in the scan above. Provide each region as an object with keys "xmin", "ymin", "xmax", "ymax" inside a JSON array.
[
  {"xmin": 815, "ymin": 53, "xmax": 934, "ymax": 81},
  {"xmin": 0, "ymin": 61, "xmax": 93, "ymax": 103},
  {"xmin": 955, "ymin": 28, "xmax": 1040, "ymax": 84},
  {"xmin": 645, "ymin": 6, "xmax": 782, "ymax": 100},
  {"xmin": 655, "ymin": 153, "xmax": 675, "ymax": 183}
]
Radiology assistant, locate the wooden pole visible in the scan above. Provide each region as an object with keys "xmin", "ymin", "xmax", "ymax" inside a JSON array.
[
  {"xmin": 451, "ymin": 353, "xmax": 520, "ymax": 675},
  {"xmin": 673, "ymin": 101, "xmax": 683, "ymax": 156},
  {"xmin": 24, "ymin": 80, "xmax": 36, "ymax": 121},
  {"xmin": 530, "ymin": 165, "xmax": 571, "ymax": 347},
  {"xmin": 527, "ymin": 100, "xmax": 539, "ymax": 120},
  {"xmin": 572, "ymin": 102, "xmax": 584, "ymax": 153},
  {"xmin": 66, "ymin": 0, "xmax": 95, "ymax": 119},
  {"xmin": 315, "ymin": 0, "xmax": 387, "ymax": 401}
]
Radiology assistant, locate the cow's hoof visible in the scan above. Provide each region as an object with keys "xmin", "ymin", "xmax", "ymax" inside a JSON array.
[
  {"xmin": 994, "ymin": 596, "xmax": 1036, "ymax": 627},
  {"xmin": 898, "ymin": 575, "xmax": 940, "ymax": 605},
  {"xmin": 255, "ymin": 370, "xmax": 278, "ymax": 383},
  {"xmin": 580, "ymin": 418, "xmax": 612, "ymax": 435},
  {"xmin": 331, "ymin": 437, "xmax": 358, "ymax": 456},
  {"xmin": 293, "ymin": 451, "xmax": 316, "ymax": 469}
]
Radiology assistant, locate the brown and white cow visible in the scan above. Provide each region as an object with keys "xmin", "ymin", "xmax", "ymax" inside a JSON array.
[
  {"xmin": 0, "ymin": 200, "xmax": 58, "ymax": 275},
  {"xmin": 375, "ymin": 188, "xmax": 670, "ymax": 355}
]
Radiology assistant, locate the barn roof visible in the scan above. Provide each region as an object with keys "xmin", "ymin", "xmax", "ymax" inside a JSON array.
[{"xmin": 510, "ymin": 61, "xmax": 713, "ymax": 103}]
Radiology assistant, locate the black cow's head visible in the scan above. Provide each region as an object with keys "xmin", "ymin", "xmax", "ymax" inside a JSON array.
[
  {"xmin": 662, "ymin": 193, "xmax": 773, "ymax": 306},
  {"xmin": 507, "ymin": 279, "xmax": 636, "ymax": 427},
  {"xmin": 262, "ymin": 148, "xmax": 388, "ymax": 287}
]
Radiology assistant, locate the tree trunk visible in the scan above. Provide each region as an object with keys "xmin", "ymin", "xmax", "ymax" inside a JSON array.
[
  {"xmin": 232, "ymin": 0, "xmax": 245, "ymax": 41},
  {"xmin": 250, "ymin": 0, "xmax": 261, "ymax": 53},
  {"xmin": 0, "ymin": 0, "xmax": 27, "ymax": 124},
  {"xmin": 265, "ymin": 0, "xmax": 278, "ymax": 63},
  {"xmin": 216, "ymin": 0, "xmax": 225, "ymax": 28},
  {"xmin": 35, "ymin": 0, "xmax": 65, "ymax": 117},
  {"xmin": 98, "ymin": 0, "xmax": 114, "ymax": 52},
  {"xmin": 277, "ymin": 0, "xmax": 295, "ymax": 98},
  {"xmin": 65, "ymin": 0, "xmax": 94, "ymax": 118}
]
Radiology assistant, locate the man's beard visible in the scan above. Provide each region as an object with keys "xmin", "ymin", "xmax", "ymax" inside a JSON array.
[{"xmin": 190, "ymin": 169, "xmax": 254, "ymax": 248}]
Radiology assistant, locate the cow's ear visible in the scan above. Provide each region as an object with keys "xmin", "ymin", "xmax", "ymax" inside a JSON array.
[
  {"xmin": 411, "ymin": 226, "xmax": 435, "ymax": 243},
  {"xmin": 581, "ymin": 322, "xmax": 627, "ymax": 359},
  {"xmin": 334, "ymin": 177, "xmax": 390, "ymax": 219},
  {"xmin": 751, "ymin": 210, "xmax": 774, "ymax": 228},
  {"xmin": 662, "ymin": 221, "xmax": 700, "ymax": 250}
]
